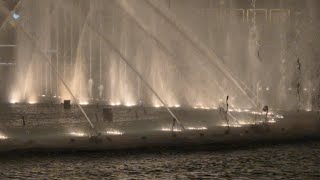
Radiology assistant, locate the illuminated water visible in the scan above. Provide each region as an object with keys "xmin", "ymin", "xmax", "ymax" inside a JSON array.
[{"xmin": 0, "ymin": 142, "xmax": 319, "ymax": 179}]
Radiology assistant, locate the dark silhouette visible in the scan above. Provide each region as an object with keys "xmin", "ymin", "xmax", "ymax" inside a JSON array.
[{"xmin": 22, "ymin": 115, "xmax": 26, "ymax": 127}]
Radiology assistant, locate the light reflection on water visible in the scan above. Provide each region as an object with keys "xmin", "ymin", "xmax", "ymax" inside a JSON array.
[{"xmin": 0, "ymin": 142, "xmax": 319, "ymax": 179}]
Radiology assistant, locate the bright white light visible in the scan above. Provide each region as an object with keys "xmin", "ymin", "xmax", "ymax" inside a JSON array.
[
  {"xmin": 251, "ymin": 111, "xmax": 262, "ymax": 115},
  {"xmin": 154, "ymin": 104, "xmax": 162, "ymax": 108},
  {"xmin": 10, "ymin": 99, "xmax": 18, "ymax": 104},
  {"xmin": 53, "ymin": 96, "xmax": 57, "ymax": 98},
  {"xmin": 203, "ymin": 106, "xmax": 210, "ymax": 110},
  {"xmin": 12, "ymin": 12, "xmax": 20, "ymax": 20},
  {"xmin": 174, "ymin": 104, "xmax": 181, "ymax": 108},
  {"xmin": 266, "ymin": 87, "xmax": 270, "ymax": 91},
  {"xmin": 160, "ymin": 128, "xmax": 181, "ymax": 132},
  {"xmin": 28, "ymin": 96, "xmax": 37, "ymax": 104},
  {"xmin": 304, "ymin": 88, "xmax": 308, "ymax": 91},
  {"xmin": 9, "ymin": 93, "xmax": 20, "ymax": 104},
  {"xmin": 268, "ymin": 112, "xmax": 275, "ymax": 115},
  {"xmin": 237, "ymin": 121, "xmax": 253, "ymax": 125},
  {"xmin": 276, "ymin": 114, "xmax": 284, "ymax": 119},
  {"xmin": 244, "ymin": 109, "xmax": 249, "ymax": 112},
  {"xmin": 186, "ymin": 127, "xmax": 207, "ymax": 130},
  {"xmin": 306, "ymin": 109, "xmax": 312, "ymax": 112},
  {"xmin": 41, "ymin": 94, "xmax": 46, "ymax": 97},
  {"xmin": 79, "ymin": 101, "xmax": 89, "ymax": 105},
  {"xmin": 106, "ymin": 129, "xmax": 123, "ymax": 135},
  {"xmin": 269, "ymin": 119, "xmax": 276, "ymax": 123},
  {"xmin": 0, "ymin": 133, "xmax": 8, "ymax": 140},
  {"xmin": 125, "ymin": 103, "xmax": 136, "ymax": 107},
  {"xmin": 220, "ymin": 124, "xmax": 242, "ymax": 127},
  {"xmin": 69, "ymin": 131, "xmax": 86, "ymax": 137}
]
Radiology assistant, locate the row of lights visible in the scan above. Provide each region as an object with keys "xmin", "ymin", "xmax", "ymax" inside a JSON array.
[
  {"xmin": 68, "ymin": 129, "xmax": 125, "ymax": 137},
  {"xmin": 160, "ymin": 126, "xmax": 208, "ymax": 132},
  {"xmin": 258, "ymin": 87, "xmax": 317, "ymax": 92}
]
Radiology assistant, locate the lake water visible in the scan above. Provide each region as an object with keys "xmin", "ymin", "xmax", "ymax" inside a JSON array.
[{"xmin": 0, "ymin": 141, "xmax": 319, "ymax": 179}]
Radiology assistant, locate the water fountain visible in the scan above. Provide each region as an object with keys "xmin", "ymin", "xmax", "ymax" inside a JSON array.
[{"xmin": 0, "ymin": 0, "xmax": 319, "ymax": 151}]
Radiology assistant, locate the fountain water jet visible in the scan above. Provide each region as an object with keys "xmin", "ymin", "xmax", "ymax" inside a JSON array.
[{"xmin": 0, "ymin": 2, "xmax": 95, "ymax": 129}]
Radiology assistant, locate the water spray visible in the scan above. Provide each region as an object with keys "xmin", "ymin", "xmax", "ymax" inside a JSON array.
[
  {"xmin": 0, "ymin": 3, "xmax": 95, "ymax": 130},
  {"xmin": 144, "ymin": 0, "xmax": 258, "ymax": 108},
  {"xmin": 61, "ymin": 1, "xmax": 185, "ymax": 130},
  {"xmin": 114, "ymin": 0, "xmax": 226, "ymax": 102}
]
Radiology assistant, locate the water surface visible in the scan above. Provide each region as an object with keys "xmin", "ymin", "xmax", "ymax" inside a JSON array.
[{"xmin": 0, "ymin": 142, "xmax": 319, "ymax": 179}]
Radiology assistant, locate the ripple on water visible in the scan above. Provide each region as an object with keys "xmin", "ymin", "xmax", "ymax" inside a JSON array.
[{"xmin": 0, "ymin": 142, "xmax": 319, "ymax": 179}]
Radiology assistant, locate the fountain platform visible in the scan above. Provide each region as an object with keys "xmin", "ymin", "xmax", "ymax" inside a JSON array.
[{"xmin": 0, "ymin": 104, "xmax": 319, "ymax": 152}]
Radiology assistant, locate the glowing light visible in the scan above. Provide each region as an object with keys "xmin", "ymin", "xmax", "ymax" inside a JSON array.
[
  {"xmin": 269, "ymin": 119, "xmax": 276, "ymax": 123},
  {"xmin": 12, "ymin": 12, "xmax": 20, "ymax": 20},
  {"xmin": 174, "ymin": 104, "xmax": 181, "ymax": 108},
  {"xmin": 194, "ymin": 103, "xmax": 202, "ymax": 109},
  {"xmin": 0, "ymin": 133, "xmax": 8, "ymax": 140},
  {"xmin": 105, "ymin": 129, "xmax": 123, "ymax": 135},
  {"xmin": 69, "ymin": 131, "xmax": 86, "ymax": 137},
  {"xmin": 266, "ymin": 87, "xmax": 270, "ymax": 91},
  {"xmin": 303, "ymin": 88, "xmax": 308, "ymax": 91},
  {"xmin": 28, "ymin": 96, "xmax": 37, "ymax": 104},
  {"xmin": 160, "ymin": 128, "xmax": 181, "ymax": 132},
  {"xmin": 276, "ymin": 115, "xmax": 284, "ymax": 119},
  {"xmin": 251, "ymin": 111, "xmax": 262, "ymax": 115},
  {"xmin": 220, "ymin": 124, "xmax": 242, "ymax": 127},
  {"xmin": 202, "ymin": 106, "xmax": 210, "ymax": 110},
  {"xmin": 79, "ymin": 101, "xmax": 89, "ymax": 105},
  {"xmin": 268, "ymin": 112, "xmax": 275, "ymax": 115},
  {"xmin": 306, "ymin": 109, "xmax": 312, "ymax": 112},
  {"xmin": 53, "ymin": 96, "xmax": 57, "ymax": 98},
  {"xmin": 186, "ymin": 127, "xmax": 207, "ymax": 130},
  {"xmin": 237, "ymin": 121, "xmax": 253, "ymax": 125},
  {"xmin": 28, "ymin": 101, "xmax": 36, "ymax": 104},
  {"xmin": 9, "ymin": 92, "xmax": 20, "ymax": 104},
  {"xmin": 110, "ymin": 101, "xmax": 121, "ymax": 106},
  {"xmin": 154, "ymin": 104, "xmax": 162, "ymax": 108},
  {"xmin": 125, "ymin": 103, "xmax": 136, "ymax": 107},
  {"xmin": 244, "ymin": 109, "xmax": 249, "ymax": 112},
  {"xmin": 10, "ymin": 99, "xmax": 18, "ymax": 104},
  {"xmin": 41, "ymin": 94, "xmax": 46, "ymax": 97}
]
